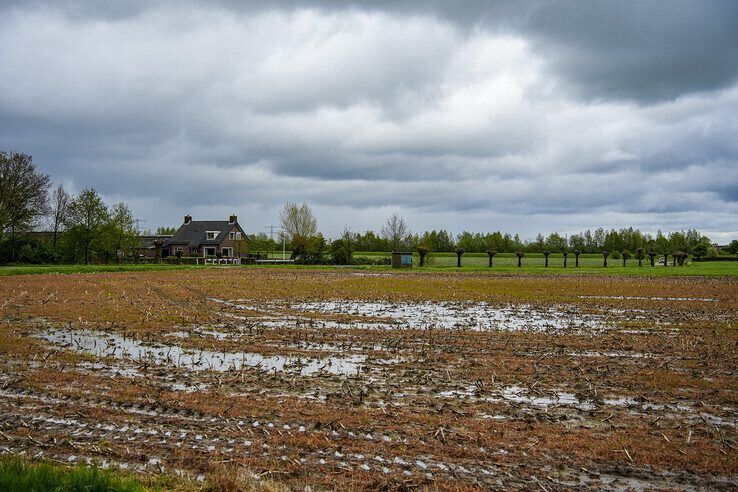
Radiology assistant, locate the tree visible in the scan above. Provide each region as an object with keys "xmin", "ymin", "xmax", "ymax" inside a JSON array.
[
  {"xmin": 543, "ymin": 250, "xmax": 550, "ymax": 267},
  {"xmin": 486, "ymin": 250, "xmax": 496, "ymax": 268},
  {"xmin": 621, "ymin": 249, "xmax": 631, "ymax": 267},
  {"xmin": 573, "ymin": 249, "xmax": 581, "ymax": 268},
  {"xmin": 65, "ymin": 188, "xmax": 110, "ymax": 264},
  {"xmin": 602, "ymin": 250, "xmax": 610, "ymax": 268},
  {"xmin": 0, "ymin": 151, "xmax": 50, "ymax": 261},
  {"xmin": 648, "ymin": 250, "xmax": 656, "ymax": 267},
  {"xmin": 381, "ymin": 213, "xmax": 409, "ymax": 252},
  {"xmin": 330, "ymin": 228, "xmax": 355, "ymax": 265},
  {"xmin": 155, "ymin": 226, "xmax": 177, "ymax": 235},
  {"xmin": 691, "ymin": 243, "xmax": 708, "ymax": 262},
  {"xmin": 418, "ymin": 246, "xmax": 430, "ymax": 267},
  {"xmin": 676, "ymin": 251, "xmax": 687, "ymax": 266},
  {"xmin": 248, "ymin": 232, "xmax": 275, "ymax": 258},
  {"xmin": 516, "ymin": 250, "xmax": 524, "ymax": 268},
  {"xmin": 725, "ymin": 239, "xmax": 738, "ymax": 258},
  {"xmin": 455, "ymin": 248, "xmax": 464, "ymax": 268},
  {"xmin": 108, "ymin": 202, "xmax": 138, "ymax": 263},
  {"xmin": 153, "ymin": 239, "xmax": 164, "ymax": 262},
  {"xmin": 280, "ymin": 201, "xmax": 318, "ymax": 243},
  {"xmin": 49, "ymin": 183, "xmax": 70, "ymax": 255}
]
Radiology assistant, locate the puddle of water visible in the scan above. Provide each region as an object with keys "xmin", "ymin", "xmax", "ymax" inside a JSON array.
[
  {"xmin": 38, "ymin": 329, "xmax": 369, "ymax": 376},
  {"xmin": 578, "ymin": 295, "xmax": 717, "ymax": 302},
  {"xmin": 296, "ymin": 300, "xmax": 604, "ymax": 331},
  {"xmin": 217, "ymin": 299, "xmax": 607, "ymax": 332}
]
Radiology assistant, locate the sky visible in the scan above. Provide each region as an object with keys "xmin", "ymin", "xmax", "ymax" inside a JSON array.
[{"xmin": 1, "ymin": 1, "xmax": 737, "ymax": 242}]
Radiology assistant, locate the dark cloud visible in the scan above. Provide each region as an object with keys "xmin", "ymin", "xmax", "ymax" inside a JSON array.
[{"xmin": 0, "ymin": 1, "xmax": 736, "ymax": 241}]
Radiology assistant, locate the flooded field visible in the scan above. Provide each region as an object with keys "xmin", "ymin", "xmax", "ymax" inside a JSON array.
[{"xmin": 0, "ymin": 268, "xmax": 736, "ymax": 490}]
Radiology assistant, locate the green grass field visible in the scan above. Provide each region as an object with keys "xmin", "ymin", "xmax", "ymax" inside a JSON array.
[
  {"xmin": 2, "ymin": 253, "xmax": 736, "ymax": 277},
  {"xmin": 351, "ymin": 251, "xmax": 738, "ymax": 276}
]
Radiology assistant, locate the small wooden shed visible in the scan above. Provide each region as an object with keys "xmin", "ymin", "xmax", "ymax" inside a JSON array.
[{"xmin": 391, "ymin": 252, "xmax": 413, "ymax": 268}]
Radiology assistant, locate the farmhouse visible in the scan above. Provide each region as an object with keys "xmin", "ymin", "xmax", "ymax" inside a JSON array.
[{"xmin": 165, "ymin": 215, "xmax": 248, "ymax": 258}]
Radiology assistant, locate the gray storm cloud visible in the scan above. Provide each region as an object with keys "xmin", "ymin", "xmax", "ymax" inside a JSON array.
[{"xmin": 0, "ymin": 0, "xmax": 736, "ymax": 241}]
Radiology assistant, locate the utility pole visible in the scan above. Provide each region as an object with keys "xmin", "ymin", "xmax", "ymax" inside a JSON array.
[{"xmin": 134, "ymin": 218, "xmax": 147, "ymax": 233}]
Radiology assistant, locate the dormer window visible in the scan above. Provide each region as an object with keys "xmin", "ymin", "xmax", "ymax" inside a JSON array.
[{"xmin": 206, "ymin": 231, "xmax": 220, "ymax": 241}]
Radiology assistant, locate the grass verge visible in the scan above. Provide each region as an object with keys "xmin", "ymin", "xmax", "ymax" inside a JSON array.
[{"xmin": 0, "ymin": 456, "xmax": 149, "ymax": 491}]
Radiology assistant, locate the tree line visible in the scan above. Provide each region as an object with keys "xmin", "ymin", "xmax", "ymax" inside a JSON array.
[
  {"xmin": 249, "ymin": 202, "xmax": 735, "ymax": 265},
  {"xmin": 0, "ymin": 152, "xmax": 139, "ymax": 264}
]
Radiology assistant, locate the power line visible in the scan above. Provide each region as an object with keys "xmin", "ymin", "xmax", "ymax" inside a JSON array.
[{"xmin": 264, "ymin": 225, "xmax": 280, "ymax": 241}]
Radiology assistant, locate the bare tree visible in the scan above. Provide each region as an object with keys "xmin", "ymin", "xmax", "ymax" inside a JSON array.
[
  {"xmin": 0, "ymin": 151, "xmax": 50, "ymax": 261},
  {"xmin": 381, "ymin": 213, "xmax": 409, "ymax": 252},
  {"xmin": 279, "ymin": 201, "xmax": 318, "ymax": 242},
  {"xmin": 50, "ymin": 183, "xmax": 70, "ymax": 252}
]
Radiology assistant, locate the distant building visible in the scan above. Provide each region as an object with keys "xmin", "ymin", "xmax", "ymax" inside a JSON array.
[
  {"xmin": 164, "ymin": 215, "xmax": 248, "ymax": 257},
  {"xmin": 137, "ymin": 234, "xmax": 173, "ymax": 259}
]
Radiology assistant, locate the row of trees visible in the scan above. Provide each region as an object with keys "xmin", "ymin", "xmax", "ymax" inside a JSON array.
[
  {"xmin": 0, "ymin": 151, "xmax": 139, "ymax": 264},
  {"xmin": 266, "ymin": 202, "xmax": 727, "ymax": 263},
  {"xmin": 357, "ymin": 225, "xmax": 714, "ymax": 256}
]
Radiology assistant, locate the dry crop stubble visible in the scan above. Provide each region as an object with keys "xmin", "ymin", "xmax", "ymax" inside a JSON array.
[{"xmin": 0, "ymin": 268, "xmax": 736, "ymax": 490}]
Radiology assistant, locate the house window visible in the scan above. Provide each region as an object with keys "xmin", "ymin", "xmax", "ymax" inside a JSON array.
[
  {"xmin": 206, "ymin": 231, "xmax": 220, "ymax": 240},
  {"xmin": 221, "ymin": 247, "xmax": 232, "ymax": 257},
  {"xmin": 204, "ymin": 247, "xmax": 216, "ymax": 256},
  {"xmin": 176, "ymin": 247, "xmax": 183, "ymax": 253},
  {"xmin": 229, "ymin": 231, "xmax": 242, "ymax": 240}
]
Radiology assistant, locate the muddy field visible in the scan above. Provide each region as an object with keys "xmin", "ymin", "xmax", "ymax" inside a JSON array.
[{"xmin": 0, "ymin": 269, "xmax": 736, "ymax": 490}]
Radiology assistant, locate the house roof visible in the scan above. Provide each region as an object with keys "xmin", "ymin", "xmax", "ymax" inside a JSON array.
[
  {"xmin": 168, "ymin": 220, "xmax": 245, "ymax": 248},
  {"xmin": 138, "ymin": 235, "xmax": 172, "ymax": 249}
]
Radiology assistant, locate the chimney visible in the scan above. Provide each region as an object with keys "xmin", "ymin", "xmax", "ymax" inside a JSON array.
[
  {"xmin": 184, "ymin": 215, "xmax": 192, "ymax": 224},
  {"xmin": 229, "ymin": 215, "xmax": 237, "ymax": 223}
]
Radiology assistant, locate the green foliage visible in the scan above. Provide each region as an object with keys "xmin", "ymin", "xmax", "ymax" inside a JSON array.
[
  {"xmin": 691, "ymin": 242, "xmax": 709, "ymax": 260},
  {"xmin": 107, "ymin": 202, "xmax": 139, "ymax": 263},
  {"xmin": 0, "ymin": 235, "xmax": 55, "ymax": 264},
  {"xmin": 727, "ymin": 239, "xmax": 738, "ymax": 255},
  {"xmin": 64, "ymin": 188, "xmax": 111, "ymax": 264},
  {"xmin": 0, "ymin": 456, "xmax": 146, "ymax": 491},
  {"xmin": 293, "ymin": 233, "xmax": 327, "ymax": 264},
  {"xmin": 0, "ymin": 151, "xmax": 51, "ymax": 261},
  {"xmin": 0, "ymin": 152, "xmax": 50, "ymax": 235},
  {"xmin": 248, "ymin": 232, "xmax": 278, "ymax": 256},
  {"xmin": 330, "ymin": 229, "xmax": 355, "ymax": 265}
]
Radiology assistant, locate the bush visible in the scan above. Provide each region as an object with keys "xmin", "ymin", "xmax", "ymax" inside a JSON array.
[
  {"xmin": 0, "ymin": 236, "xmax": 56, "ymax": 264},
  {"xmin": 330, "ymin": 238, "xmax": 354, "ymax": 265},
  {"xmin": 352, "ymin": 255, "xmax": 391, "ymax": 265},
  {"xmin": 611, "ymin": 250, "xmax": 621, "ymax": 260}
]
